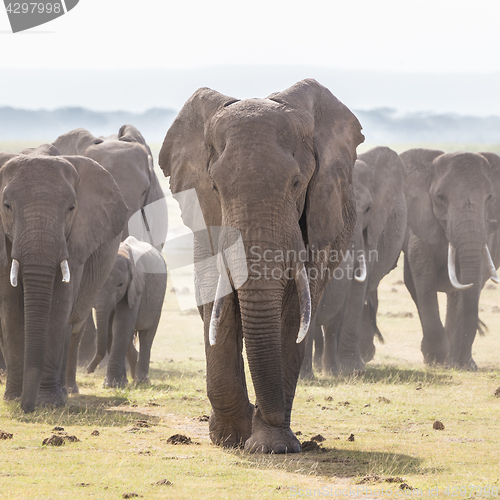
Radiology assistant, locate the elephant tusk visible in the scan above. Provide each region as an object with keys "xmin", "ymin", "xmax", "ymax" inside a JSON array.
[
  {"xmin": 448, "ymin": 243, "xmax": 473, "ymax": 290},
  {"xmin": 354, "ymin": 253, "xmax": 367, "ymax": 282},
  {"xmin": 10, "ymin": 259, "xmax": 19, "ymax": 287},
  {"xmin": 483, "ymin": 244, "xmax": 500, "ymax": 284},
  {"xmin": 61, "ymin": 260, "xmax": 70, "ymax": 283},
  {"xmin": 295, "ymin": 263, "xmax": 311, "ymax": 343},
  {"xmin": 209, "ymin": 274, "xmax": 231, "ymax": 346}
]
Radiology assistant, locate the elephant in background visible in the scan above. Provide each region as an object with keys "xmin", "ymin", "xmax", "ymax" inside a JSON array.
[
  {"xmin": 159, "ymin": 79, "xmax": 364, "ymax": 453},
  {"xmin": 0, "ymin": 145, "xmax": 127, "ymax": 412},
  {"xmin": 52, "ymin": 124, "xmax": 167, "ymax": 389},
  {"xmin": 402, "ymin": 149, "xmax": 500, "ymax": 369},
  {"xmin": 87, "ymin": 237, "xmax": 167, "ymax": 387},
  {"xmin": 301, "ymin": 147, "xmax": 407, "ymax": 376}
]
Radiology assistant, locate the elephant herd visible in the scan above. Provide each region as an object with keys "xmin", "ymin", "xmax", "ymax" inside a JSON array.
[{"xmin": 0, "ymin": 78, "xmax": 499, "ymax": 455}]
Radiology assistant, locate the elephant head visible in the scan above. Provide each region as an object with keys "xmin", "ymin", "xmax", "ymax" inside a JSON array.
[
  {"xmin": 159, "ymin": 79, "xmax": 363, "ymax": 441},
  {"xmin": 402, "ymin": 149, "xmax": 498, "ymax": 290},
  {"xmin": 88, "ymin": 237, "xmax": 146, "ymax": 376},
  {"xmin": 0, "ymin": 147, "xmax": 127, "ymax": 412}
]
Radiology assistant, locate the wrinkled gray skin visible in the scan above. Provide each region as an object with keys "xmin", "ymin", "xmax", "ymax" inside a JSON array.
[
  {"xmin": 87, "ymin": 237, "xmax": 166, "ymax": 387},
  {"xmin": 52, "ymin": 124, "xmax": 167, "ymax": 390},
  {"xmin": 159, "ymin": 79, "xmax": 364, "ymax": 453},
  {"xmin": 301, "ymin": 147, "xmax": 407, "ymax": 376},
  {"xmin": 402, "ymin": 149, "xmax": 500, "ymax": 369},
  {"xmin": 0, "ymin": 145, "xmax": 127, "ymax": 412}
]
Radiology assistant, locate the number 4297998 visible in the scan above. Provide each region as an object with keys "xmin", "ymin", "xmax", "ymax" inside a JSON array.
[{"xmin": 5, "ymin": 3, "xmax": 62, "ymax": 14}]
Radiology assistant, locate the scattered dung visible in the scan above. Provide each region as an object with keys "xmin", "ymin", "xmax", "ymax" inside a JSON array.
[
  {"xmin": 295, "ymin": 431, "xmax": 302, "ymax": 436},
  {"xmin": 122, "ymin": 493, "xmax": 142, "ymax": 499},
  {"xmin": 357, "ymin": 474, "xmax": 382, "ymax": 484},
  {"xmin": 306, "ymin": 396, "xmax": 315, "ymax": 402},
  {"xmin": 301, "ymin": 440, "xmax": 320, "ymax": 452},
  {"xmin": 52, "ymin": 426, "xmax": 64, "ymax": 432},
  {"xmin": 154, "ymin": 479, "xmax": 173, "ymax": 486},
  {"xmin": 0, "ymin": 431, "xmax": 13, "ymax": 440},
  {"xmin": 166, "ymin": 434, "xmax": 192, "ymax": 445},
  {"xmin": 494, "ymin": 387, "xmax": 500, "ymax": 397},
  {"xmin": 338, "ymin": 401, "xmax": 350, "ymax": 406},
  {"xmin": 391, "ymin": 288, "xmax": 398, "ymax": 293},
  {"xmin": 400, "ymin": 483, "xmax": 414, "ymax": 490},
  {"xmin": 197, "ymin": 415, "xmax": 209, "ymax": 422},
  {"xmin": 385, "ymin": 477, "xmax": 406, "ymax": 483},
  {"xmin": 347, "ymin": 434, "xmax": 355, "ymax": 442},
  {"xmin": 377, "ymin": 396, "xmax": 391, "ymax": 403},
  {"xmin": 324, "ymin": 396, "xmax": 333, "ymax": 402},
  {"xmin": 135, "ymin": 420, "xmax": 151, "ymax": 428},
  {"xmin": 42, "ymin": 433, "xmax": 80, "ymax": 446},
  {"xmin": 433, "ymin": 420, "xmax": 445, "ymax": 430},
  {"xmin": 311, "ymin": 434, "xmax": 326, "ymax": 443},
  {"xmin": 385, "ymin": 311, "xmax": 413, "ymax": 318},
  {"xmin": 91, "ymin": 430, "xmax": 100, "ymax": 436}
]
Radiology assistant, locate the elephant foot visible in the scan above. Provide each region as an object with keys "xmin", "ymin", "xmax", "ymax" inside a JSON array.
[
  {"xmin": 37, "ymin": 388, "xmax": 67, "ymax": 408},
  {"xmin": 133, "ymin": 377, "xmax": 151, "ymax": 387},
  {"xmin": 209, "ymin": 403, "xmax": 254, "ymax": 448},
  {"xmin": 104, "ymin": 376, "xmax": 128, "ymax": 388},
  {"xmin": 244, "ymin": 411, "xmax": 301, "ymax": 454},
  {"xmin": 3, "ymin": 388, "xmax": 22, "ymax": 401},
  {"xmin": 361, "ymin": 342, "xmax": 376, "ymax": 363},
  {"xmin": 299, "ymin": 366, "xmax": 315, "ymax": 380},
  {"xmin": 66, "ymin": 383, "xmax": 79, "ymax": 395},
  {"xmin": 338, "ymin": 356, "xmax": 366, "ymax": 375},
  {"xmin": 421, "ymin": 338, "xmax": 448, "ymax": 365},
  {"xmin": 447, "ymin": 357, "xmax": 478, "ymax": 371}
]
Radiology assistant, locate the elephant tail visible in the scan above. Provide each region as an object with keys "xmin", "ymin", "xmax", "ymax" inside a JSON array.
[{"xmin": 477, "ymin": 317, "xmax": 488, "ymax": 337}]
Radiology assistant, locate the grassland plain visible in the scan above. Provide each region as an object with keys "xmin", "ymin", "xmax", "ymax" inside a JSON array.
[{"xmin": 0, "ymin": 141, "xmax": 499, "ymax": 499}]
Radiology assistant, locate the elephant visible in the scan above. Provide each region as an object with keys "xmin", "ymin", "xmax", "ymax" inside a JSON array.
[
  {"xmin": 401, "ymin": 149, "xmax": 500, "ymax": 369},
  {"xmin": 0, "ymin": 145, "xmax": 127, "ymax": 412},
  {"xmin": 86, "ymin": 236, "xmax": 167, "ymax": 387},
  {"xmin": 159, "ymin": 79, "xmax": 364, "ymax": 453},
  {"xmin": 301, "ymin": 147, "xmax": 407, "ymax": 376},
  {"xmin": 52, "ymin": 124, "xmax": 167, "ymax": 389}
]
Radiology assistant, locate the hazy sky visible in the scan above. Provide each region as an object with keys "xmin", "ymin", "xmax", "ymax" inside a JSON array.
[{"xmin": 1, "ymin": 0, "xmax": 499, "ymax": 73}]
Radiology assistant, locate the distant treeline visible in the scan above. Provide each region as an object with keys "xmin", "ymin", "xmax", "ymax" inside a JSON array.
[{"xmin": 0, "ymin": 105, "xmax": 499, "ymax": 143}]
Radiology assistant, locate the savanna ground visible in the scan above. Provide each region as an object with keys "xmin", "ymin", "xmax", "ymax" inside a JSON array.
[{"xmin": 0, "ymin": 141, "xmax": 499, "ymax": 499}]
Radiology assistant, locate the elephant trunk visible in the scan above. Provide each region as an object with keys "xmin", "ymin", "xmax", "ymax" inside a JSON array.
[
  {"xmin": 238, "ymin": 285, "xmax": 286, "ymax": 427},
  {"xmin": 20, "ymin": 264, "xmax": 56, "ymax": 413}
]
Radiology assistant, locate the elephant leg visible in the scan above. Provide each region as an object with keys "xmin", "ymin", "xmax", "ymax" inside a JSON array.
[
  {"xmin": 65, "ymin": 318, "xmax": 86, "ymax": 394},
  {"xmin": 313, "ymin": 325, "xmax": 324, "ymax": 371},
  {"xmin": 360, "ymin": 291, "xmax": 379, "ymax": 363},
  {"xmin": 105, "ymin": 302, "xmax": 137, "ymax": 388},
  {"xmin": 244, "ymin": 287, "xmax": 302, "ymax": 454},
  {"xmin": 337, "ymin": 279, "xmax": 368, "ymax": 374},
  {"xmin": 126, "ymin": 337, "xmax": 138, "ymax": 380},
  {"xmin": 323, "ymin": 319, "xmax": 342, "ymax": 375},
  {"xmin": 135, "ymin": 321, "xmax": 160, "ymax": 384},
  {"xmin": 205, "ymin": 295, "xmax": 253, "ymax": 449}
]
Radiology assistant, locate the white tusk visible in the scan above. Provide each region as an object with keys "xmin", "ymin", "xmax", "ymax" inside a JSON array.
[
  {"xmin": 10, "ymin": 259, "xmax": 19, "ymax": 287},
  {"xmin": 483, "ymin": 244, "xmax": 499, "ymax": 284},
  {"xmin": 355, "ymin": 253, "xmax": 367, "ymax": 282},
  {"xmin": 209, "ymin": 274, "xmax": 231, "ymax": 346},
  {"xmin": 448, "ymin": 243, "xmax": 473, "ymax": 290},
  {"xmin": 61, "ymin": 260, "xmax": 70, "ymax": 283},
  {"xmin": 295, "ymin": 263, "xmax": 311, "ymax": 343}
]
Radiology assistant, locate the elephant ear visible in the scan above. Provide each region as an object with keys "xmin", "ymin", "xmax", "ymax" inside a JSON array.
[
  {"xmin": 400, "ymin": 148, "xmax": 444, "ymax": 244},
  {"xmin": 53, "ymin": 128, "xmax": 103, "ymax": 155},
  {"xmin": 123, "ymin": 244, "xmax": 145, "ymax": 309},
  {"xmin": 479, "ymin": 152, "xmax": 500, "ymax": 224},
  {"xmin": 159, "ymin": 88, "xmax": 239, "ymax": 229},
  {"xmin": 356, "ymin": 147, "xmax": 406, "ymax": 249},
  {"xmin": 268, "ymin": 79, "xmax": 364, "ymax": 256},
  {"xmin": 118, "ymin": 124, "xmax": 152, "ymax": 156},
  {"xmin": 62, "ymin": 156, "xmax": 128, "ymax": 267},
  {"xmin": 0, "ymin": 152, "xmax": 18, "ymax": 267},
  {"xmin": 20, "ymin": 144, "xmax": 60, "ymax": 156}
]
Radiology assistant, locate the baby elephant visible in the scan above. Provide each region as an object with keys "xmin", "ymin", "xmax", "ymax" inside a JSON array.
[{"xmin": 87, "ymin": 236, "xmax": 167, "ymax": 387}]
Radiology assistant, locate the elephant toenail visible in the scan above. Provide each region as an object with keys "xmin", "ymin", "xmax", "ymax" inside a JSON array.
[
  {"xmin": 273, "ymin": 443, "xmax": 287, "ymax": 454},
  {"xmin": 293, "ymin": 442, "xmax": 301, "ymax": 453}
]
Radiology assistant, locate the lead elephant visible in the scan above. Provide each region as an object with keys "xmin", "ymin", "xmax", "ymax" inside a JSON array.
[
  {"xmin": 87, "ymin": 236, "xmax": 167, "ymax": 387},
  {"xmin": 159, "ymin": 79, "xmax": 364, "ymax": 453},
  {"xmin": 402, "ymin": 149, "xmax": 500, "ymax": 369},
  {"xmin": 52, "ymin": 124, "xmax": 167, "ymax": 388},
  {"xmin": 0, "ymin": 145, "xmax": 127, "ymax": 412},
  {"xmin": 302, "ymin": 147, "xmax": 407, "ymax": 376}
]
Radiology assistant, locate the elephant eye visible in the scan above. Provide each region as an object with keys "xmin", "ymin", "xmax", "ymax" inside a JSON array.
[
  {"xmin": 364, "ymin": 206, "xmax": 371, "ymax": 214},
  {"xmin": 69, "ymin": 203, "xmax": 76, "ymax": 212},
  {"xmin": 117, "ymin": 282, "xmax": 124, "ymax": 287},
  {"xmin": 486, "ymin": 194, "xmax": 493, "ymax": 202},
  {"xmin": 437, "ymin": 193, "xmax": 446, "ymax": 202},
  {"xmin": 3, "ymin": 202, "xmax": 11, "ymax": 211}
]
